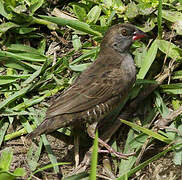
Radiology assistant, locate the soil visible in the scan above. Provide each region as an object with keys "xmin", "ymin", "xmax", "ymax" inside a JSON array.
[{"xmin": 2, "ymin": 126, "xmax": 181, "ymax": 180}]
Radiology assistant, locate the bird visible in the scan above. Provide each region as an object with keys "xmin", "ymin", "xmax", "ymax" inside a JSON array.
[{"xmin": 27, "ymin": 24, "xmax": 145, "ymax": 156}]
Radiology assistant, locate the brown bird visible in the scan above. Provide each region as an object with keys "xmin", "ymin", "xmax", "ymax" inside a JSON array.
[{"xmin": 27, "ymin": 24, "xmax": 145, "ymax": 156}]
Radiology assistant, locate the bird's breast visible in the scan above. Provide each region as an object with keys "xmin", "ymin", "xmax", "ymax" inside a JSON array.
[{"xmin": 120, "ymin": 53, "xmax": 136, "ymax": 83}]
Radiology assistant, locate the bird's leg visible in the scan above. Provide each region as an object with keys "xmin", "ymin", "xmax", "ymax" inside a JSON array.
[
  {"xmin": 72, "ymin": 123, "xmax": 89, "ymax": 167},
  {"xmin": 70, "ymin": 121, "xmax": 136, "ymax": 175},
  {"xmin": 68, "ymin": 123, "xmax": 98, "ymax": 175},
  {"xmin": 72, "ymin": 125, "xmax": 82, "ymax": 168},
  {"xmin": 67, "ymin": 148, "xmax": 92, "ymax": 175},
  {"xmin": 74, "ymin": 133, "xmax": 79, "ymax": 167},
  {"xmin": 87, "ymin": 122, "xmax": 136, "ymax": 158}
]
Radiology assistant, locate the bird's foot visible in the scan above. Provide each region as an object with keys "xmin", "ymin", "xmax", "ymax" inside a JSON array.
[
  {"xmin": 99, "ymin": 149, "xmax": 136, "ymax": 159},
  {"xmin": 87, "ymin": 122, "xmax": 136, "ymax": 159},
  {"xmin": 68, "ymin": 150, "xmax": 92, "ymax": 176}
]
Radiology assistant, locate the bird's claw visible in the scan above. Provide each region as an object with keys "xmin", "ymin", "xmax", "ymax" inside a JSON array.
[
  {"xmin": 99, "ymin": 149, "xmax": 136, "ymax": 159},
  {"xmin": 68, "ymin": 150, "xmax": 92, "ymax": 175}
]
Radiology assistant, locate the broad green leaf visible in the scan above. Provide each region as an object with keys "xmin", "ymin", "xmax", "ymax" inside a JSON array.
[
  {"xmin": 119, "ymin": 129, "xmax": 138, "ymax": 176},
  {"xmin": 139, "ymin": 18, "xmax": 156, "ymax": 32},
  {"xmin": 1, "ymin": 58, "xmax": 37, "ymax": 72},
  {"xmin": 39, "ymin": 15, "xmax": 102, "ymax": 37},
  {"xmin": 138, "ymin": 2, "xmax": 154, "ymax": 15},
  {"xmin": 72, "ymin": 4, "xmax": 87, "ymax": 22},
  {"xmin": 113, "ymin": 0, "xmax": 125, "ymax": 12},
  {"xmin": 173, "ymin": 148, "xmax": 182, "ymax": 165},
  {"xmin": 69, "ymin": 63, "xmax": 91, "ymax": 72},
  {"xmin": 20, "ymin": 116, "xmax": 34, "ymax": 134},
  {"xmin": 173, "ymin": 125, "xmax": 182, "ymax": 165},
  {"xmin": 0, "ymin": 110, "xmax": 34, "ymax": 117},
  {"xmin": 133, "ymin": 44, "xmax": 147, "ymax": 68},
  {"xmin": 29, "ymin": 109, "xmax": 59, "ymax": 173},
  {"xmin": 4, "ymin": 124, "xmax": 36, "ymax": 141},
  {"xmin": 22, "ymin": 61, "xmax": 47, "ymax": 86},
  {"xmin": 11, "ymin": 4, "xmax": 27, "ymax": 14},
  {"xmin": 70, "ymin": 47, "xmax": 99, "ymax": 65},
  {"xmin": 0, "ymin": 22, "xmax": 19, "ymax": 33},
  {"xmin": 137, "ymin": 40, "xmax": 158, "ymax": 79},
  {"xmin": 158, "ymin": 40, "xmax": 182, "ymax": 60},
  {"xmin": 0, "ymin": 84, "xmax": 33, "ymax": 110},
  {"xmin": 41, "ymin": 135, "xmax": 59, "ymax": 173},
  {"xmin": 173, "ymin": 19, "xmax": 182, "ymax": 35},
  {"xmin": 0, "ymin": 51, "xmax": 46, "ymax": 62},
  {"xmin": 7, "ymin": 44, "xmax": 43, "ymax": 54},
  {"xmin": 161, "ymin": 83, "xmax": 182, "ymax": 94},
  {"xmin": 161, "ymin": 83, "xmax": 182, "ymax": 89},
  {"xmin": 0, "ymin": 148, "xmax": 25, "ymax": 179},
  {"xmin": 125, "ymin": 2, "xmax": 138, "ymax": 18},
  {"xmin": 100, "ymin": 16, "xmax": 107, "ymax": 27},
  {"xmin": 0, "ymin": 75, "xmax": 29, "ymax": 85},
  {"xmin": 163, "ymin": 89, "xmax": 182, "ymax": 94},
  {"xmin": 87, "ymin": 5, "xmax": 101, "ymax": 24},
  {"xmin": 0, "ymin": 169, "xmax": 25, "ymax": 179},
  {"xmin": 0, "ymin": 121, "xmax": 9, "ymax": 146},
  {"xmin": 0, "ymin": 172, "xmax": 15, "ymax": 180},
  {"xmin": 16, "ymin": 27, "xmax": 37, "ymax": 34},
  {"xmin": 161, "ymin": 10, "xmax": 182, "ymax": 34},
  {"xmin": 72, "ymin": 34, "xmax": 82, "ymax": 51},
  {"xmin": 0, "ymin": 0, "xmax": 11, "ymax": 19},
  {"xmin": 0, "ymin": 77, "xmax": 16, "ymax": 85},
  {"xmin": 106, "ymin": 10, "xmax": 116, "ymax": 25},
  {"xmin": 120, "ymin": 120, "xmax": 171, "ymax": 144},
  {"xmin": 162, "ymin": 10, "xmax": 182, "ymax": 22},
  {"xmin": 29, "ymin": 0, "xmax": 44, "ymax": 15},
  {"xmin": 13, "ymin": 168, "xmax": 26, "ymax": 176},
  {"xmin": 154, "ymin": 91, "xmax": 170, "ymax": 118},
  {"xmin": 0, "ymin": 148, "xmax": 13, "ymax": 171},
  {"xmin": 173, "ymin": 70, "xmax": 182, "ymax": 79},
  {"xmin": 27, "ymin": 140, "xmax": 43, "ymax": 171}
]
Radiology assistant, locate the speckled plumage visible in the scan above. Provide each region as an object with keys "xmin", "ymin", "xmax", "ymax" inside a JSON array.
[{"xmin": 27, "ymin": 24, "xmax": 145, "ymax": 139}]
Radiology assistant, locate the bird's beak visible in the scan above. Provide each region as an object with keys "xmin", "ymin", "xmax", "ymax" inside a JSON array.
[{"xmin": 132, "ymin": 29, "xmax": 146, "ymax": 41}]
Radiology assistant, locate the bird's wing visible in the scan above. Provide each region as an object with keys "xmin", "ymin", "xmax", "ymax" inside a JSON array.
[{"xmin": 46, "ymin": 61, "xmax": 126, "ymax": 118}]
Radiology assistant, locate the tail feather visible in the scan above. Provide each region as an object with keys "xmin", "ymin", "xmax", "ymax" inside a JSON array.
[
  {"xmin": 26, "ymin": 119, "xmax": 52, "ymax": 140},
  {"xmin": 26, "ymin": 129, "xmax": 41, "ymax": 140},
  {"xmin": 26, "ymin": 116, "xmax": 69, "ymax": 140}
]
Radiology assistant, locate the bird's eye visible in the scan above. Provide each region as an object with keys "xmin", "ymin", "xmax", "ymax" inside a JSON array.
[{"xmin": 121, "ymin": 29, "xmax": 128, "ymax": 36}]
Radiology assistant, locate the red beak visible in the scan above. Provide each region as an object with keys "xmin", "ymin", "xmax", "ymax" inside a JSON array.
[{"xmin": 133, "ymin": 29, "xmax": 146, "ymax": 41}]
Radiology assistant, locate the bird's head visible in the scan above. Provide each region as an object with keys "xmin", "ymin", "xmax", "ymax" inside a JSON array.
[{"xmin": 100, "ymin": 24, "xmax": 146, "ymax": 53}]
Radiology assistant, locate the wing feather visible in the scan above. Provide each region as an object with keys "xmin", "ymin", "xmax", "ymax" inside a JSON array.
[{"xmin": 46, "ymin": 51, "xmax": 133, "ymax": 119}]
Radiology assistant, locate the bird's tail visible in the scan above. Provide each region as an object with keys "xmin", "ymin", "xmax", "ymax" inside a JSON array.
[
  {"xmin": 26, "ymin": 116, "xmax": 69, "ymax": 140},
  {"xmin": 26, "ymin": 119, "xmax": 50, "ymax": 140}
]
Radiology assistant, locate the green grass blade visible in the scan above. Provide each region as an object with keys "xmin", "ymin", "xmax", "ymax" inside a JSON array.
[
  {"xmin": 117, "ymin": 143, "xmax": 182, "ymax": 179},
  {"xmin": 89, "ymin": 130, "xmax": 98, "ymax": 180},
  {"xmin": 41, "ymin": 135, "xmax": 59, "ymax": 173},
  {"xmin": 32, "ymin": 162, "xmax": 70, "ymax": 176},
  {"xmin": 137, "ymin": 40, "xmax": 158, "ymax": 79},
  {"xmin": 157, "ymin": 0, "xmax": 162, "ymax": 39},
  {"xmin": 120, "ymin": 119, "xmax": 171, "ymax": 144},
  {"xmin": 0, "ymin": 84, "xmax": 33, "ymax": 110},
  {"xmin": 0, "ymin": 50, "xmax": 46, "ymax": 62},
  {"xmin": 39, "ymin": 15, "xmax": 102, "ymax": 37},
  {"xmin": 0, "ymin": 120, "xmax": 9, "ymax": 146}
]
